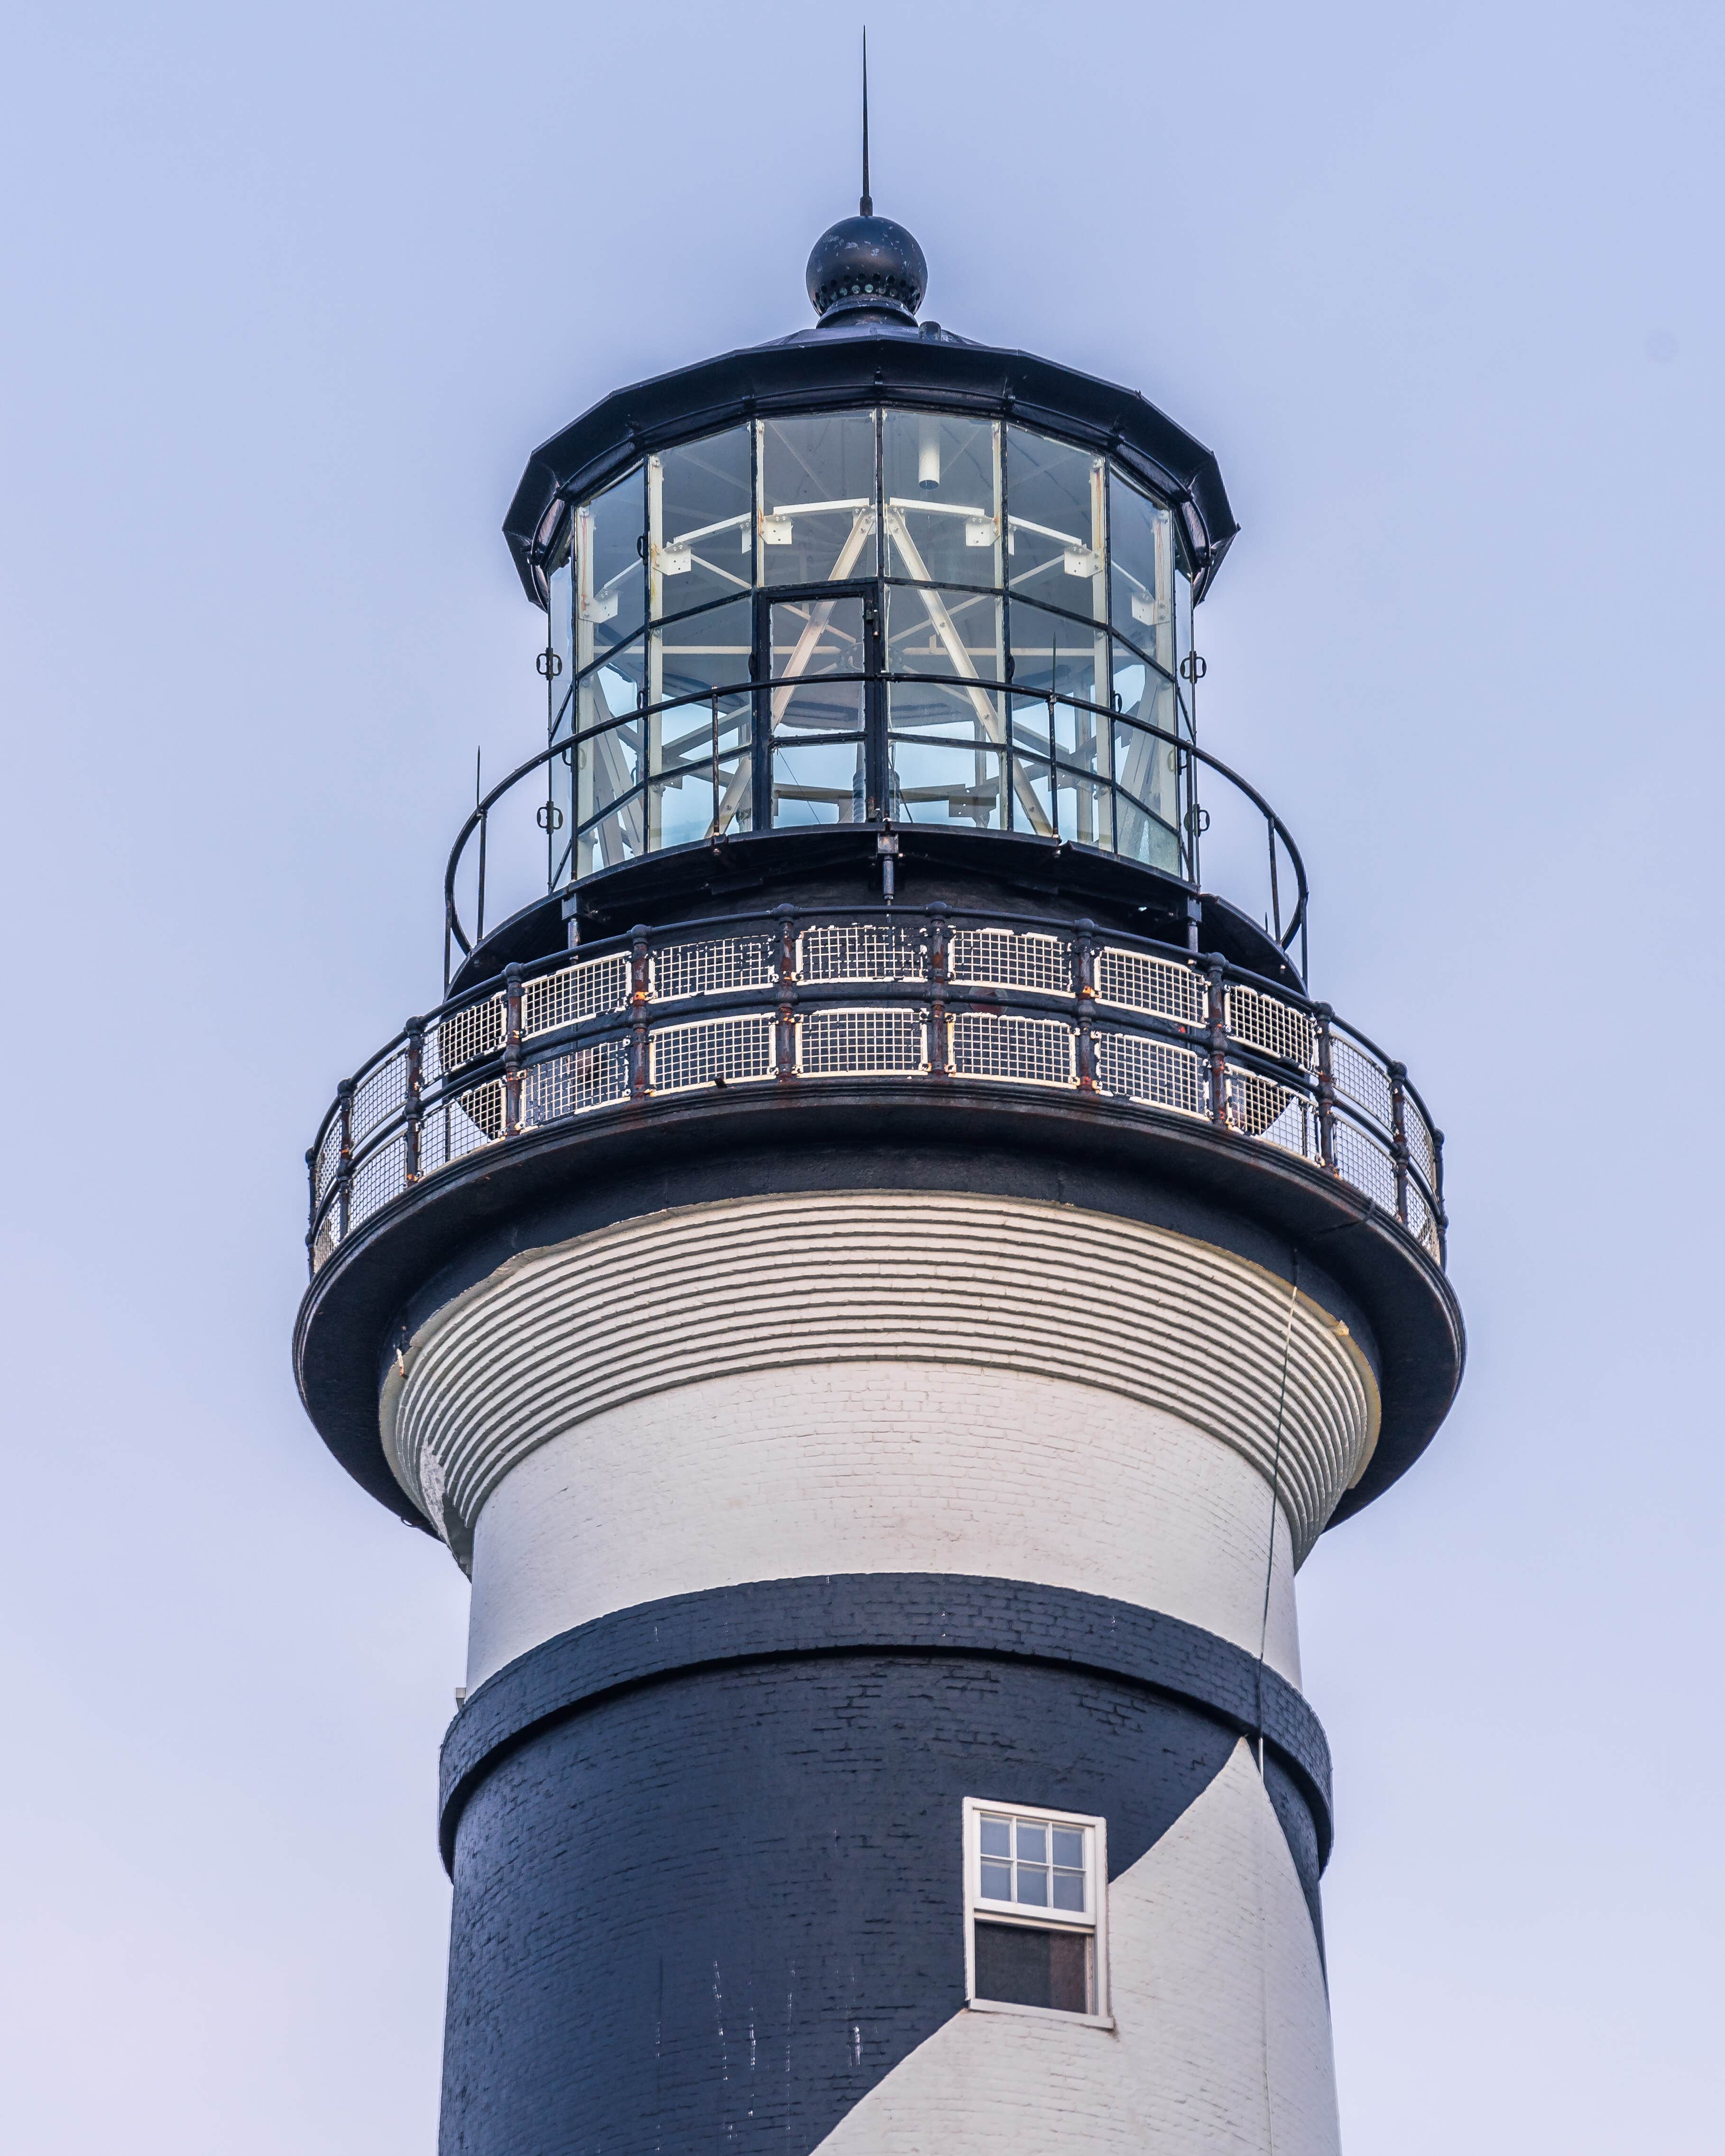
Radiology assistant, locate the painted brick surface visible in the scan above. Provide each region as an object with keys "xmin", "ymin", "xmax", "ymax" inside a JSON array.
[
  {"xmin": 387, "ymin": 1191, "xmax": 1378, "ymax": 1568},
  {"xmin": 465, "ymin": 1362, "xmax": 1305, "ymax": 1690},
  {"xmin": 439, "ymin": 1652, "xmax": 1288, "ymax": 2156},
  {"xmin": 811, "ymin": 1739, "xmax": 1341, "ymax": 2156}
]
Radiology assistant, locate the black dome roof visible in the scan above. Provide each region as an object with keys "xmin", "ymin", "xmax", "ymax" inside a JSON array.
[{"xmin": 805, "ymin": 213, "xmax": 928, "ymax": 323}]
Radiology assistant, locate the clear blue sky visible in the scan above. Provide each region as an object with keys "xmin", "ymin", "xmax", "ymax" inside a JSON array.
[{"xmin": 2, "ymin": 3, "xmax": 1720, "ymax": 2148}]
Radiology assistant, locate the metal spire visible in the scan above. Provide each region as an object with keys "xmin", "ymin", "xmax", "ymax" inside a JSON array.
[{"xmin": 859, "ymin": 29, "xmax": 872, "ymax": 217}]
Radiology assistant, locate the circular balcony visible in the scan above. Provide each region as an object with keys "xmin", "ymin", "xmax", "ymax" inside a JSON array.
[
  {"xmin": 314, "ymin": 907, "xmax": 1440, "ymax": 1281},
  {"xmin": 298, "ymin": 901, "xmax": 1459, "ymax": 1534}
]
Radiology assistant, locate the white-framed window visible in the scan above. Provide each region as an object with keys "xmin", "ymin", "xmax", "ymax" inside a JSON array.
[{"xmin": 962, "ymin": 1797, "xmax": 1110, "ymax": 2025}]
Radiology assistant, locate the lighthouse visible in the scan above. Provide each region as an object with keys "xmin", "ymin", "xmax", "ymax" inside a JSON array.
[{"xmin": 295, "ymin": 187, "xmax": 1462, "ymax": 2156}]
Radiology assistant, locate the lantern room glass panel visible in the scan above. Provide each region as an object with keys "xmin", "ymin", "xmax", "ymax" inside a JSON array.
[
  {"xmin": 648, "ymin": 427, "xmax": 753, "ymax": 623},
  {"xmin": 881, "ymin": 413, "xmax": 1002, "ymax": 588},
  {"xmin": 758, "ymin": 414, "xmax": 878, "ymax": 587},
  {"xmin": 576, "ymin": 467, "xmax": 646, "ymax": 666},
  {"xmin": 547, "ymin": 406, "xmax": 1198, "ymax": 875},
  {"xmin": 1006, "ymin": 427, "xmax": 1107, "ymax": 626}
]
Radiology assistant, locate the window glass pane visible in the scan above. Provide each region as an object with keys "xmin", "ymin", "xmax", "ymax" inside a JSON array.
[
  {"xmin": 649, "ymin": 429, "xmax": 753, "ymax": 621},
  {"xmin": 577, "ymin": 719, "xmax": 646, "ymax": 875},
  {"xmin": 657, "ymin": 596, "xmax": 755, "ymax": 706},
  {"xmin": 887, "ymin": 584, "xmax": 1004, "ymax": 695},
  {"xmin": 882, "ymin": 412, "xmax": 1001, "ymax": 587},
  {"xmin": 1008, "ymin": 599, "xmax": 1107, "ymax": 710},
  {"xmin": 773, "ymin": 739, "xmax": 866, "ymax": 827},
  {"xmin": 770, "ymin": 596, "xmax": 866, "ymax": 737},
  {"xmin": 760, "ymin": 414, "xmax": 877, "ymax": 586},
  {"xmin": 973, "ymin": 1922, "xmax": 1089, "ymax": 2015},
  {"xmin": 1052, "ymin": 1870, "xmax": 1086, "ymax": 1912},
  {"xmin": 980, "ymin": 1818, "xmax": 1012, "ymax": 1859},
  {"xmin": 652, "ymin": 692, "xmax": 753, "ymax": 848},
  {"xmin": 1015, "ymin": 1823, "xmax": 1047, "ymax": 1863},
  {"xmin": 576, "ymin": 467, "xmax": 645, "ymax": 663},
  {"xmin": 1008, "ymin": 749, "xmax": 1057, "ymax": 839},
  {"xmin": 1016, "ymin": 1866, "xmax": 1050, "ymax": 1907},
  {"xmin": 1113, "ymin": 718, "xmax": 1183, "ymax": 875},
  {"xmin": 1007, "ymin": 427, "xmax": 1106, "ymax": 623},
  {"xmin": 1108, "ymin": 470, "xmax": 1173, "ymax": 664},
  {"xmin": 1051, "ymin": 1827, "xmax": 1085, "ymax": 1869},
  {"xmin": 1175, "ymin": 566, "xmax": 1196, "ymax": 738},
  {"xmin": 888, "ymin": 737, "xmax": 1005, "ymax": 831},
  {"xmin": 980, "ymin": 1860, "xmax": 1013, "ymax": 1899}
]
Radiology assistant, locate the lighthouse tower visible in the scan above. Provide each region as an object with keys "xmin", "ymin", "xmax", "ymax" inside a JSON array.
[{"xmin": 295, "ymin": 194, "xmax": 1462, "ymax": 2156}]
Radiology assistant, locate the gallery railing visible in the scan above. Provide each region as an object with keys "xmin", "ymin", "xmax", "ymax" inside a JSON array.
[
  {"xmin": 443, "ymin": 675, "xmax": 1310, "ymax": 990},
  {"xmin": 307, "ymin": 906, "xmax": 1444, "ymax": 1278}
]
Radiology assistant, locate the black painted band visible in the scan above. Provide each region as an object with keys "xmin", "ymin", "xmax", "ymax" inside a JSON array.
[{"xmin": 440, "ymin": 1573, "xmax": 1333, "ymax": 1870}]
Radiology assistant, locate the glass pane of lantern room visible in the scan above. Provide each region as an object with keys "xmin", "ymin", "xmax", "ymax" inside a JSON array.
[
  {"xmin": 759, "ymin": 413, "xmax": 878, "ymax": 586},
  {"xmin": 649, "ymin": 428, "xmax": 753, "ymax": 622},
  {"xmin": 770, "ymin": 596, "xmax": 867, "ymax": 827},
  {"xmin": 576, "ymin": 467, "xmax": 646, "ymax": 671},
  {"xmin": 881, "ymin": 413, "xmax": 1001, "ymax": 588},
  {"xmin": 1108, "ymin": 470, "xmax": 1174, "ymax": 671},
  {"xmin": 1006, "ymin": 428, "xmax": 1106, "ymax": 625}
]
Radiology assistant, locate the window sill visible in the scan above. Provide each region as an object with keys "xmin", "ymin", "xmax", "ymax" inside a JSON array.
[{"xmin": 965, "ymin": 1998, "xmax": 1115, "ymax": 2031}]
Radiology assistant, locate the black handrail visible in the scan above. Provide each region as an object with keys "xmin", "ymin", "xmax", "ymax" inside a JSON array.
[
  {"xmin": 309, "ymin": 903, "xmax": 1441, "ymax": 1278},
  {"xmin": 442, "ymin": 671, "xmax": 1310, "ymax": 986}
]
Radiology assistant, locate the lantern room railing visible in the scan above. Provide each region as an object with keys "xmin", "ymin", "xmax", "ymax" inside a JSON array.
[
  {"xmin": 308, "ymin": 905, "xmax": 1444, "ymax": 1279},
  {"xmin": 443, "ymin": 673, "xmax": 1309, "ymax": 992}
]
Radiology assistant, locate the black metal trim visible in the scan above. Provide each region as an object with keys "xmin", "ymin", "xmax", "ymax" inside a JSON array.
[{"xmin": 437, "ymin": 1575, "xmax": 1332, "ymax": 1875}]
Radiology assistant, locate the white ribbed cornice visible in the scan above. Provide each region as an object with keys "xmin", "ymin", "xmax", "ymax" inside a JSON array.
[{"xmin": 382, "ymin": 1192, "xmax": 1379, "ymax": 1568}]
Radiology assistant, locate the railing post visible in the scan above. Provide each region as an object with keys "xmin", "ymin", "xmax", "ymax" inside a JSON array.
[
  {"xmin": 403, "ymin": 1018, "xmax": 424, "ymax": 1183},
  {"xmin": 1206, "ymin": 957, "xmax": 1230, "ymax": 1130},
  {"xmin": 775, "ymin": 902, "xmax": 797, "ymax": 1082},
  {"xmin": 926, "ymin": 902, "xmax": 950, "ymax": 1078},
  {"xmin": 1433, "ymin": 1127, "xmax": 1448, "ymax": 1264},
  {"xmin": 1073, "ymin": 917, "xmax": 1097, "ymax": 1093},
  {"xmin": 503, "ymin": 966, "xmax": 524, "ymax": 1137},
  {"xmin": 1387, "ymin": 1058, "xmax": 1411, "ymax": 1227},
  {"xmin": 1313, "ymin": 1002, "xmax": 1337, "ymax": 1171},
  {"xmin": 629, "ymin": 925, "xmax": 651, "ymax": 1099},
  {"xmin": 335, "ymin": 1078, "xmax": 355, "ymax": 1241},
  {"xmin": 304, "ymin": 1146, "xmax": 318, "ymax": 1274}
]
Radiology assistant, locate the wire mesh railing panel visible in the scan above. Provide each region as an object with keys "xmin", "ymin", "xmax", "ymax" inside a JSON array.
[
  {"xmin": 1093, "ymin": 946, "xmax": 1207, "ymax": 1026},
  {"xmin": 1330, "ymin": 1034, "xmax": 1393, "ymax": 1130},
  {"xmin": 418, "ymin": 1085, "xmax": 504, "ymax": 1175},
  {"xmin": 797, "ymin": 921, "xmax": 928, "ymax": 983},
  {"xmin": 522, "ymin": 952, "xmax": 630, "ymax": 1038},
  {"xmin": 1403, "ymin": 1179, "xmax": 1439, "ymax": 1257},
  {"xmin": 1405, "ymin": 1100, "xmax": 1439, "ymax": 1192},
  {"xmin": 1226, "ymin": 985, "xmax": 1314, "ymax": 1072},
  {"xmin": 796, "ymin": 1007, "xmax": 929, "ymax": 1076},
  {"xmin": 649, "ymin": 1014, "xmax": 776, "ymax": 1093},
  {"xmin": 949, "ymin": 1012, "xmax": 1076, "ymax": 1089},
  {"xmin": 1332, "ymin": 1118, "xmax": 1398, "ymax": 1214},
  {"xmin": 1225, "ymin": 1064, "xmax": 1295, "ymax": 1139},
  {"xmin": 349, "ymin": 1136, "xmax": 408, "ymax": 1231},
  {"xmin": 431, "ymin": 995, "xmax": 506, "ymax": 1084},
  {"xmin": 650, "ymin": 937, "xmax": 776, "ymax": 1001},
  {"xmin": 312, "ymin": 1207, "xmax": 341, "ymax": 1271},
  {"xmin": 1092, "ymin": 1032, "xmax": 1208, "ymax": 1119},
  {"xmin": 314, "ymin": 1120, "xmax": 344, "ymax": 1209},
  {"xmin": 520, "ymin": 1041, "xmax": 631, "ymax": 1126},
  {"xmin": 950, "ymin": 927, "xmax": 1073, "ymax": 995},
  {"xmin": 1256, "ymin": 1092, "xmax": 1322, "ymax": 1164},
  {"xmin": 349, "ymin": 1051, "xmax": 408, "ymax": 1148}
]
